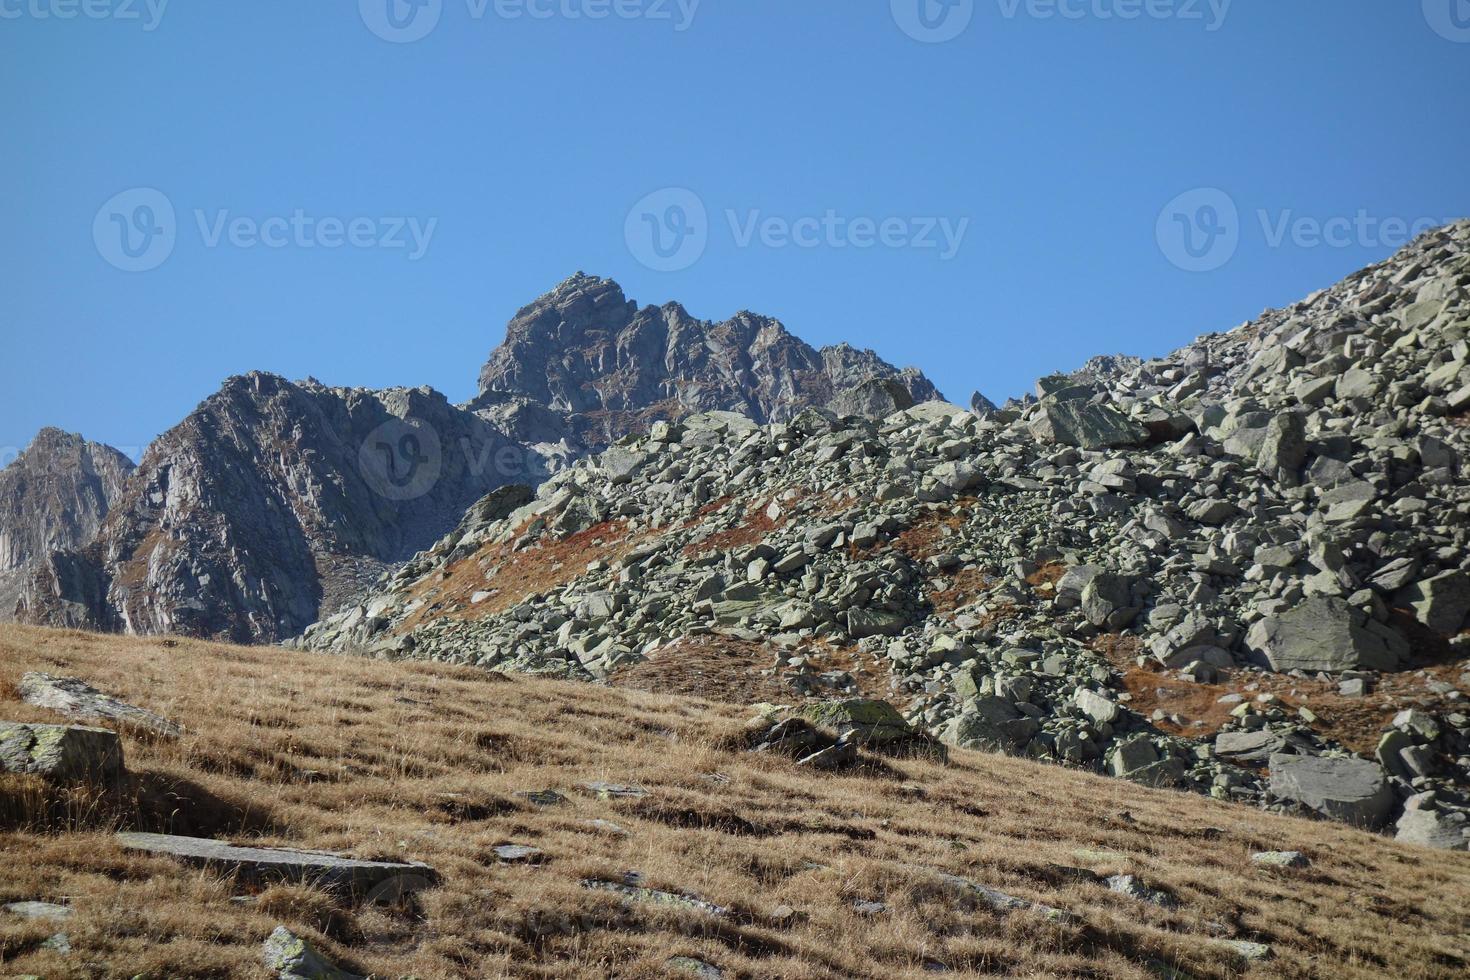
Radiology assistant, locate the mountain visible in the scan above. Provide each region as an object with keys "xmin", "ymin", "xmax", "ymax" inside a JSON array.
[
  {"xmin": 468, "ymin": 272, "xmax": 942, "ymax": 450},
  {"xmin": 0, "ymin": 429, "xmax": 134, "ymax": 618},
  {"xmin": 16, "ymin": 375, "xmax": 531, "ymax": 642},
  {"xmin": 301, "ymin": 220, "xmax": 1470, "ymax": 845},
  {"xmin": 5, "ymin": 277, "xmax": 940, "ymax": 643}
]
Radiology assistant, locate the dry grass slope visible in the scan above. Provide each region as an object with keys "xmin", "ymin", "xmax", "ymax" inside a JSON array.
[{"xmin": 1, "ymin": 624, "xmax": 1468, "ymax": 979}]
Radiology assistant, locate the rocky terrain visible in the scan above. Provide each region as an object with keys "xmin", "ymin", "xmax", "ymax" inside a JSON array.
[
  {"xmin": 0, "ymin": 430, "xmax": 134, "ymax": 619},
  {"xmin": 2, "ymin": 626, "xmax": 1466, "ymax": 979},
  {"xmin": 301, "ymin": 220, "xmax": 1470, "ymax": 849},
  {"xmin": 5, "ymin": 278, "xmax": 935, "ymax": 643}
]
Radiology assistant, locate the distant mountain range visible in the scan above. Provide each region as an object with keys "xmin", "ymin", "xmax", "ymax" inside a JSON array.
[{"xmin": 1, "ymin": 274, "xmax": 940, "ymax": 643}]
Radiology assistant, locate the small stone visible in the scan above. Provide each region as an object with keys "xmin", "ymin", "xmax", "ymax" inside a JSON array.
[{"xmin": 1251, "ymin": 851, "xmax": 1310, "ymax": 869}]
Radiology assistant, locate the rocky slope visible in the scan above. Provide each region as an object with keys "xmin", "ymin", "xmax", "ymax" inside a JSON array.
[
  {"xmin": 16, "ymin": 375, "xmax": 533, "ymax": 643},
  {"xmin": 5, "ymin": 278, "xmax": 938, "ymax": 644},
  {"xmin": 302, "ymin": 220, "xmax": 1470, "ymax": 847},
  {"xmin": 0, "ymin": 430, "xmax": 134, "ymax": 618},
  {"xmin": 468, "ymin": 272, "xmax": 942, "ymax": 451}
]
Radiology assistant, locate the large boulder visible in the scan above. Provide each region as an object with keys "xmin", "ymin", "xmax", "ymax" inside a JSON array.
[
  {"xmin": 1268, "ymin": 754, "xmax": 1394, "ymax": 829},
  {"xmin": 0, "ymin": 722, "xmax": 123, "ymax": 783},
  {"xmin": 1393, "ymin": 808, "xmax": 1469, "ymax": 851},
  {"xmin": 1027, "ymin": 400, "xmax": 1148, "ymax": 450},
  {"xmin": 19, "ymin": 673, "xmax": 181, "ymax": 738},
  {"xmin": 940, "ymin": 697, "xmax": 1039, "ymax": 754},
  {"xmin": 829, "ymin": 378, "xmax": 915, "ymax": 419},
  {"xmin": 1245, "ymin": 597, "xmax": 1406, "ymax": 673},
  {"xmin": 1394, "ymin": 571, "xmax": 1470, "ymax": 636},
  {"xmin": 800, "ymin": 699, "xmax": 912, "ymax": 747}
]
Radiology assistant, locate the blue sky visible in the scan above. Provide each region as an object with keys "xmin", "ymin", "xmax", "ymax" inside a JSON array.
[{"xmin": 3, "ymin": 0, "xmax": 1468, "ymax": 460}]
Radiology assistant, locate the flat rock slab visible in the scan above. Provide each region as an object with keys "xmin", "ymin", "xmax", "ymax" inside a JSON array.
[
  {"xmin": 581, "ymin": 875, "xmax": 729, "ymax": 918},
  {"xmin": 581, "ymin": 781, "xmax": 647, "ymax": 800},
  {"xmin": 20, "ymin": 673, "xmax": 181, "ymax": 738},
  {"xmin": 5, "ymin": 901, "xmax": 73, "ymax": 922},
  {"xmin": 1268, "ymin": 754, "xmax": 1394, "ymax": 829},
  {"xmin": 493, "ymin": 844, "xmax": 545, "ymax": 863},
  {"xmin": 0, "ymin": 721, "xmax": 123, "ymax": 783},
  {"xmin": 919, "ymin": 867, "xmax": 1078, "ymax": 925},
  {"xmin": 116, "ymin": 833, "xmax": 437, "ymax": 899},
  {"xmin": 515, "ymin": 789, "xmax": 567, "ymax": 806}
]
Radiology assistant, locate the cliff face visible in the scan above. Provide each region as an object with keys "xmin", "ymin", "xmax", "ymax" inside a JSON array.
[
  {"xmin": 16, "ymin": 374, "xmax": 536, "ymax": 643},
  {"xmin": 471, "ymin": 273, "xmax": 943, "ymax": 448},
  {"xmin": 0, "ymin": 429, "xmax": 134, "ymax": 618}
]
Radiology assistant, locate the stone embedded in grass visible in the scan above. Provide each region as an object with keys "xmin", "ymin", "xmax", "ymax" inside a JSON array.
[
  {"xmin": 5, "ymin": 901, "xmax": 73, "ymax": 922},
  {"xmin": 19, "ymin": 672, "xmax": 181, "ymax": 738},
  {"xmin": 515, "ymin": 789, "xmax": 568, "ymax": 806},
  {"xmin": 493, "ymin": 844, "xmax": 545, "ymax": 863},
  {"xmin": 1251, "ymin": 850, "xmax": 1310, "ymax": 869},
  {"xmin": 1105, "ymin": 874, "xmax": 1179, "ymax": 909},
  {"xmin": 580, "ymin": 874, "xmax": 729, "ymax": 918},
  {"xmin": 262, "ymin": 925, "xmax": 363, "ymax": 980},
  {"xmin": 667, "ymin": 956, "xmax": 723, "ymax": 979},
  {"xmin": 921, "ymin": 868, "xmax": 1078, "ymax": 925},
  {"xmin": 0, "ymin": 721, "xmax": 123, "ymax": 784},
  {"xmin": 1213, "ymin": 939, "xmax": 1273, "ymax": 961},
  {"xmin": 581, "ymin": 781, "xmax": 647, "ymax": 800},
  {"xmin": 115, "ymin": 832, "xmax": 438, "ymax": 901},
  {"xmin": 584, "ymin": 818, "xmax": 631, "ymax": 837},
  {"xmin": 851, "ymin": 899, "xmax": 888, "ymax": 915}
]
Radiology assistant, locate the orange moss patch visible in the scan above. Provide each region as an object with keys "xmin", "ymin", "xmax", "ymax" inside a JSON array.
[{"xmin": 398, "ymin": 520, "xmax": 644, "ymax": 631}]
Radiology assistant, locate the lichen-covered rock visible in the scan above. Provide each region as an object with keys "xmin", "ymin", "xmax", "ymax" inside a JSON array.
[
  {"xmin": 19, "ymin": 673, "xmax": 180, "ymax": 738},
  {"xmin": 262, "ymin": 926, "xmax": 362, "ymax": 980},
  {"xmin": 0, "ymin": 722, "xmax": 122, "ymax": 783},
  {"xmin": 1245, "ymin": 597, "xmax": 1406, "ymax": 673},
  {"xmin": 1269, "ymin": 754, "xmax": 1394, "ymax": 829}
]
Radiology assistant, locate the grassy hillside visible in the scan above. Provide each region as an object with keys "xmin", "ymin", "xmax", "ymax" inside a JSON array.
[{"xmin": 1, "ymin": 625, "xmax": 1467, "ymax": 979}]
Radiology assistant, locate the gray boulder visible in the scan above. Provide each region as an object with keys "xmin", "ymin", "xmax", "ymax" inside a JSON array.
[
  {"xmin": 1394, "ymin": 571, "xmax": 1470, "ymax": 636},
  {"xmin": 19, "ymin": 673, "xmax": 181, "ymax": 738},
  {"xmin": 1268, "ymin": 754, "xmax": 1394, "ymax": 829},
  {"xmin": 1245, "ymin": 597, "xmax": 1405, "ymax": 673},
  {"xmin": 262, "ymin": 926, "xmax": 362, "ymax": 980},
  {"xmin": 1027, "ymin": 400, "xmax": 1148, "ymax": 450},
  {"xmin": 1393, "ymin": 808, "xmax": 1469, "ymax": 851},
  {"xmin": 829, "ymin": 377, "xmax": 915, "ymax": 419},
  {"xmin": 0, "ymin": 722, "xmax": 123, "ymax": 783}
]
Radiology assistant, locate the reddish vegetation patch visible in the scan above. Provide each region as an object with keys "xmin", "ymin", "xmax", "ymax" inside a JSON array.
[
  {"xmin": 1099, "ymin": 635, "xmax": 1470, "ymax": 755},
  {"xmin": 681, "ymin": 498, "xmax": 787, "ymax": 558},
  {"xmin": 1025, "ymin": 562, "xmax": 1068, "ymax": 590},
  {"xmin": 399, "ymin": 519, "xmax": 645, "ymax": 631},
  {"xmin": 891, "ymin": 503, "xmax": 971, "ymax": 562},
  {"xmin": 928, "ymin": 567, "xmax": 995, "ymax": 617}
]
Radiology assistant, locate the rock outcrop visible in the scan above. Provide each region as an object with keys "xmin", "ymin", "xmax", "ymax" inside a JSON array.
[
  {"xmin": 0, "ymin": 429, "xmax": 134, "ymax": 617},
  {"xmin": 469, "ymin": 273, "xmax": 942, "ymax": 449}
]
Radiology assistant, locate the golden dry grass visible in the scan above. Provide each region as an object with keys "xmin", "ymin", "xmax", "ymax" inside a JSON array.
[{"xmin": 1, "ymin": 624, "xmax": 1468, "ymax": 979}]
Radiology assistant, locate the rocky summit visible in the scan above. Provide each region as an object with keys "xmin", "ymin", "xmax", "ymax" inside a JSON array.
[
  {"xmin": 4, "ymin": 278, "xmax": 934, "ymax": 643},
  {"xmin": 302, "ymin": 220, "xmax": 1470, "ymax": 847}
]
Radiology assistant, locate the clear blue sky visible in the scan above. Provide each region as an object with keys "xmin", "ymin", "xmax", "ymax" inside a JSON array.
[{"xmin": 3, "ymin": 0, "xmax": 1468, "ymax": 460}]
